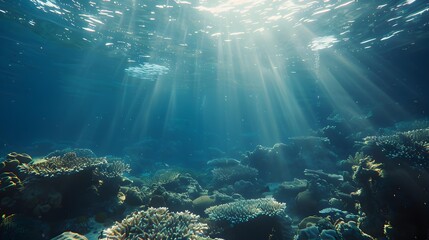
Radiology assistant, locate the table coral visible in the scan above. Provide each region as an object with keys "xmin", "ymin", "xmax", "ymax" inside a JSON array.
[
  {"xmin": 100, "ymin": 207, "xmax": 215, "ymax": 240},
  {"xmin": 205, "ymin": 198, "xmax": 286, "ymax": 225},
  {"xmin": 206, "ymin": 198, "xmax": 292, "ymax": 240},
  {"xmin": 19, "ymin": 152, "xmax": 107, "ymax": 178}
]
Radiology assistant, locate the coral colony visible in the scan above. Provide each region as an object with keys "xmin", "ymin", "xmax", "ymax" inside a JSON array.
[{"xmin": 1, "ymin": 125, "xmax": 429, "ymax": 239}]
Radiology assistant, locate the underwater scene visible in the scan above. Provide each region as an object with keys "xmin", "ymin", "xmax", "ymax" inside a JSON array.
[{"xmin": 1, "ymin": 0, "xmax": 429, "ymax": 239}]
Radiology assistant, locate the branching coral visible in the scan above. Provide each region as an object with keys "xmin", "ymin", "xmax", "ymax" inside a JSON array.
[
  {"xmin": 205, "ymin": 198, "xmax": 293, "ymax": 240},
  {"xmin": 100, "ymin": 207, "xmax": 215, "ymax": 240},
  {"xmin": 346, "ymin": 152, "xmax": 366, "ymax": 165},
  {"xmin": 362, "ymin": 128, "xmax": 429, "ymax": 165},
  {"xmin": 18, "ymin": 152, "xmax": 107, "ymax": 178},
  {"xmin": 205, "ymin": 198, "xmax": 286, "ymax": 225},
  {"xmin": 352, "ymin": 157, "xmax": 383, "ymax": 183},
  {"xmin": 94, "ymin": 160, "xmax": 131, "ymax": 178}
]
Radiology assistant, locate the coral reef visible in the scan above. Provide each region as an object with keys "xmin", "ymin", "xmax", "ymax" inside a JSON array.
[
  {"xmin": 211, "ymin": 163, "xmax": 258, "ymax": 187},
  {"xmin": 205, "ymin": 158, "xmax": 264, "ymax": 199},
  {"xmin": 295, "ymin": 217, "xmax": 373, "ymax": 240},
  {"xmin": 350, "ymin": 129, "xmax": 429, "ymax": 239},
  {"xmin": 19, "ymin": 152, "xmax": 107, "ymax": 178},
  {"xmin": 230, "ymin": 180, "xmax": 261, "ymax": 198},
  {"xmin": 274, "ymin": 178, "xmax": 308, "ymax": 202},
  {"xmin": 205, "ymin": 198, "xmax": 286, "ymax": 225},
  {"xmin": 138, "ymin": 171, "xmax": 206, "ymax": 211},
  {"xmin": 243, "ymin": 143, "xmax": 296, "ymax": 181},
  {"xmin": 243, "ymin": 140, "xmax": 337, "ymax": 182},
  {"xmin": 351, "ymin": 154, "xmax": 429, "ymax": 239},
  {"xmin": 160, "ymin": 172, "xmax": 204, "ymax": 199},
  {"xmin": 0, "ymin": 150, "xmax": 133, "ymax": 227},
  {"xmin": 206, "ymin": 198, "xmax": 292, "ymax": 240},
  {"xmin": 93, "ymin": 160, "xmax": 131, "ymax": 179},
  {"xmin": 100, "ymin": 207, "xmax": 215, "ymax": 240},
  {"xmin": 7, "ymin": 123, "xmax": 428, "ymax": 240},
  {"xmin": 337, "ymin": 152, "xmax": 366, "ymax": 170},
  {"xmin": 291, "ymin": 169, "xmax": 347, "ymax": 217},
  {"xmin": 361, "ymin": 128, "xmax": 429, "ymax": 164}
]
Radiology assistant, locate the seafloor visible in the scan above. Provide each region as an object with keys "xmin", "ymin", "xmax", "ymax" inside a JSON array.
[{"xmin": 1, "ymin": 119, "xmax": 429, "ymax": 240}]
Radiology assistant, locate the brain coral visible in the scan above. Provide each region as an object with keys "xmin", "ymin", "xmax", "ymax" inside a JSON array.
[
  {"xmin": 100, "ymin": 207, "xmax": 216, "ymax": 240},
  {"xmin": 19, "ymin": 152, "xmax": 107, "ymax": 178},
  {"xmin": 205, "ymin": 198, "xmax": 286, "ymax": 225}
]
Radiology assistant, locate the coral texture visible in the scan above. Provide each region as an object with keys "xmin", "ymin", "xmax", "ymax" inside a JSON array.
[
  {"xmin": 19, "ymin": 152, "xmax": 107, "ymax": 177},
  {"xmin": 100, "ymin": 207, "xmax": 214, "ymax": 240},
  {"xmin": 352, "ymin": 128, "xmax": 429, "ymax": 239},
  {"xmin": 205, "ymin": 198, "xmax": 286, "ymax": 225},
  {"xmin": 211, "ymin": 164, "xmax": 258, "ymax": 186},
  {"xmin": 94, "ymin": 160, "xmax": 131, "ymax": 178},
  {"xmin": 362, "ymin": 128, "xmax": 429, "ymax": 164}
]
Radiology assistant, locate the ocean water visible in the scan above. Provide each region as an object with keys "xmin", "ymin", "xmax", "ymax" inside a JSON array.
[{"xmin": 1, "ymin": 0, "xmax": 429, "ymax": 240}]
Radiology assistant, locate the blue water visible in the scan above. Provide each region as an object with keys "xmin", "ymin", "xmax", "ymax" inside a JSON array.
[{"xmin": 1, "ymin": 0, "xmax": 429, "ymax": 162}]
